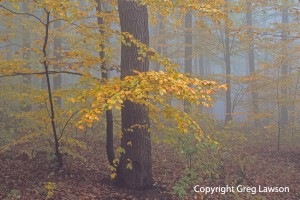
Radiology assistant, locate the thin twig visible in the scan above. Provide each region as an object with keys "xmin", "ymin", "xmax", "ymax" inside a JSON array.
[
  {"xmin": 0, "ymin": 4, "xmax": 45, "ymax": 25},
  {"xmin": 58, "ymin": 110, "xmax": 79, "ymax": 141}
]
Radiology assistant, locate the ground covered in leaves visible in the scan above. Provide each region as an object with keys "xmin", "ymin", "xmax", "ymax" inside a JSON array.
[{"xmin": 0, "ymin": 133, "xmax": 299, "ymax": 200}]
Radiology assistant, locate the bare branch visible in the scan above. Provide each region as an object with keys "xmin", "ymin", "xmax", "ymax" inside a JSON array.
[
  {"xmin": 0, "ymin": 4, "xmax": 45, "ymax": 26},
  {"xmin": 0, "ymin": 71, "xmax": 84, "ymax": 78},
  {"xmin": 58, "ymin": 110, "xmax": 79, "ymax": 141}
]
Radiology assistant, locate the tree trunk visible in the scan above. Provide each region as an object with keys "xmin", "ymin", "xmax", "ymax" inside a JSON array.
[
  {"xmin": 53, "ymin": 20, "xmax": 62, "ymax": 108},
  {"xmin": 95, "ymin": 0, "xmax": 115, "ymax": 166},
  {"xmin": 184, "ymin": 11, "xmax": 193, "ymax": 113},
  {"xmin": 198, "ymin": 54, "xmax": 204, "ymax": 76},
  {"xmin": 246, "ymin": 0, "xmax": 260, "ymax": 127},
  {"xmin": 154, "ymin": 14, "xmax": 165, "ymax": 72},
  {"xmin": 43, "ymin": 10, "xmax": 62, "ymax": 168},
  {"xmin": 117, "ymin": 0, "xmax": 152, "ymax": 190},
  {"xmin": 224, "ymin": 9, "xmax": 232, "ymax": 124},
  {"xmin": 21, "ymin": 2, "xmax": 32, "ymax": 112},
  {"xmin": 280, "ymin": 6, "xmax": 289, "ymax": 127}
]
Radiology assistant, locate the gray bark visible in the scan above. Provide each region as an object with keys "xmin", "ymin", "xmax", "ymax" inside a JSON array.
[{"xmin": 117, "ymin": 0, "xmax": 152, "ymax": 190}]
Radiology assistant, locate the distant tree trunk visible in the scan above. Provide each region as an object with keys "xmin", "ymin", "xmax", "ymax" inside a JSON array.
[
  {"xmin": 184, "ymin": 11, "xmax": 193, "ymax": 113},
  {"xmin": 263, "ymin": 53, "xmax": 271, "ymax": 126},
  {"xmin": 280, "ymin": 6, "xmax": 289, "ymax": 127},
  {"xmin": 198, "ymin": 54, "xmax": 204, "ymax": 76},
  {"xmin": 53, "ymin": 20, "xmax": 62, "ymax": 108},
  {"xmin": 117, "ymin": 0, "xmax": 152, "ymax": 190},
  {"xmin": 224, "ymin": 8, "xmax": 232, "ymax": 124},
  {"xmin": 246, "ymin": 0, "xmax": 260, "ymax": 127},
  {"xmin": 95, "ymin": 0, "xmax": 115, "ymax": 166},
  {"xmin": 198, "ymin": 54, "xmax": 204, "ymax": 112},
  {"xmin": 205, "ymin": 55, "xmax": 210, "ymax": 75},
  {"xmin": 21, "ymin": 2, "xmax": 32, "ymax": 112},
  {"xmin": 154, "ymin": 14, "xmax": 165, "ymax": 72}
]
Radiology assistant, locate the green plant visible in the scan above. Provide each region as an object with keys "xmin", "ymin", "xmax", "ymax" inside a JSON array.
[
  {"xmin": 6, "ymin": 189, "xmax": 21, "ymax": 200},
  {"xmin": 173, "ymin": 168, "xmax": 197, "ymax": 199}
]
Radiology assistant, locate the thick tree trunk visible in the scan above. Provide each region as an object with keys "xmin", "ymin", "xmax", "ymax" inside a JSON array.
[
  {"xmin": 95, "ymin": 0, "xmax": 115, "ymax": 166},
  {"xmin": 246, "ymin": 0, "xmax": 260, "ymax": 127},
  {"xmin": 184, "ymin": 11, "xmax": 193, "ymax": 113},
  {"xmin": 117, "ymin": 0, "xmax": 152, "ymax": 190}
]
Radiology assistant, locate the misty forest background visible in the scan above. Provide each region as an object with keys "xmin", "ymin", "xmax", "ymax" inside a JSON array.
[{"xmin": 0, "ymin": 0, "xmax": 300, "ymax": 199}]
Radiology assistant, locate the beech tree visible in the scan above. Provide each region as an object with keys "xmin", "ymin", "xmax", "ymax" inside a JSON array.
[
  {"xmin": 116, "ymin": 0, "xmax": 152, "ymax": 189},
  {"xmin": 95, "ymin": 0, "xmax": 115, "ymax": 166},
  {"xmin": 0, "ymin": 0, "xmax": 226, "ymax": 191}
]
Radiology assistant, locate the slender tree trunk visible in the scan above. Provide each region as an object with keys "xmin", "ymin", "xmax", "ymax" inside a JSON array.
[
  {"xmin": 198, "ymin": 54, "xmax": 204, "ymax": 113},
  {"xmin": 184, "ymin": 11, "xmax": 193, "ymax": 113},
  {"xmin": 117, "ymin": 0, "xmax": 152, "ymax": 189},
  {"xmin": 224, "ymin": 9, "xmax": 232, "ymax": 124},
  {"xmin": 154, "ymin": 14, "xmax": 165, "ymax": 72},
  {"xmin": 43, "ymin": 11, "xmax": 62, "ymax": 168},
  {"xmin": 246, "ymin": 0, "xmax": 260, "ymax": 127},
  {"xmin": 53, "ymin": 20, "xmax": 62, "ymax": 108},
  {"xmin": 21, "ymin": 2, "xmax": 32, "ymax": 112},
  {"xmin": 205, "ymin": 55, "xmax": 210, "ymax": 75},
  {"xmin": 95, "ymin": 0, "xmax": 115, "ymax": 166},
  {"xmin": 280, "ymin": 6, "xmax": 289, "ymax": 127},
  {"xmin": 198, "ymin": 54, "xmax": 204, "ymax": 76}
]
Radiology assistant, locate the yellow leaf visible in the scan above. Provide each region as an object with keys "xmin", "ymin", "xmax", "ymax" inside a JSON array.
[
  {"xmin": 78, "ymin": 125, "xmax": 84, "ymax": 130},
  {"xmin": 127, "ymin": 141, "xmax": 132, "ymax": 146},
  {"xmin": 70, "ymin": 98, "xmax": 76, "ymax": 103},
  {"xmin": 110, "ymin": 173, "xmax": 117, "ymax": 179}
]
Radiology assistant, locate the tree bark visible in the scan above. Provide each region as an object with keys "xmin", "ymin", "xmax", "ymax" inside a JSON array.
[{"xmin": 117, "ymin": 0, "xmax": 152, "ymax": 190}]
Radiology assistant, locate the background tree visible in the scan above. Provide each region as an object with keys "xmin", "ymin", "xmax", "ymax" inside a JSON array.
[
  {"xmin": 246, "ymin": 0, "xmax": 260, "ymax": 127},
  {"xmin": 184, "ymin": 11, "xmax": 193, "ymax": 113},
  {"xmin": 95, "ymin": 0, "xmax": 115, "ymax": 166}
]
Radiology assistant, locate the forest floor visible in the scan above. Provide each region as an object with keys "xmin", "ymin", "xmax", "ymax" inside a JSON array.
[{"xmin": 0, "ymin": 133, "xmax": 299, "ymax": 200}]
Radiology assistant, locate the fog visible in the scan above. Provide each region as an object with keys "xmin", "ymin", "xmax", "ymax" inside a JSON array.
[{"xmin": 0, "ymin": 0, "xmax": 299, "ymax": 199}]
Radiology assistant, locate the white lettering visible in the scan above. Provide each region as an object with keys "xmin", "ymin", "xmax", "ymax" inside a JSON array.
[
  {"xmin": 259, "ymin": 186, "xmax": 290, "ymax": 193},
  {"xmin": 237, "ymin": 185, "xmax": 256, "ymax": 194},
  {"xmin": 193, "ymin": 185, "xmax": 234, "ymax": 194}
]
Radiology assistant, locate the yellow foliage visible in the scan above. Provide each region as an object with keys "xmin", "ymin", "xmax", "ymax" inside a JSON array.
[{"xmin": 44, "ymin": 182, "xmax": 56, "ymax": 199}]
